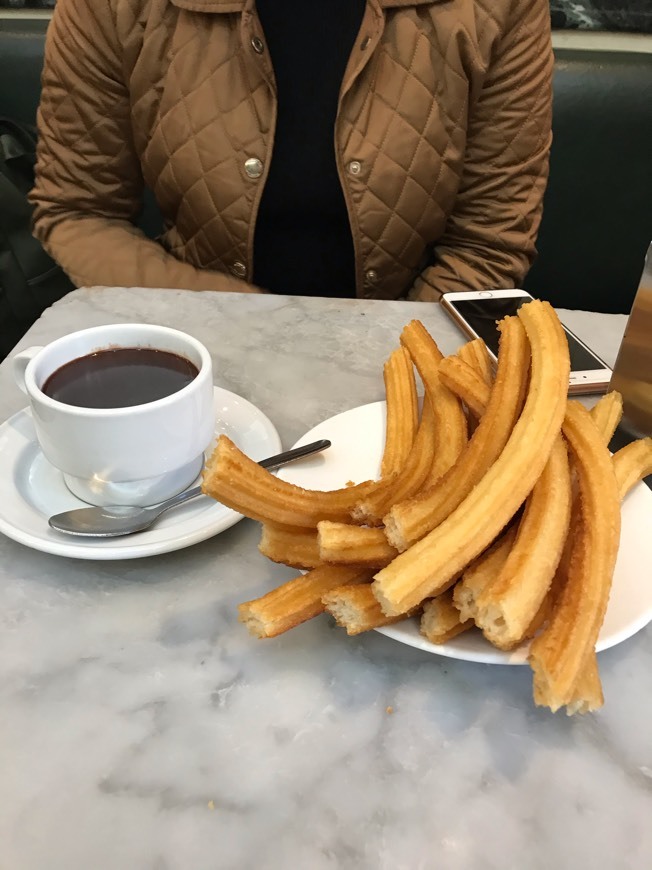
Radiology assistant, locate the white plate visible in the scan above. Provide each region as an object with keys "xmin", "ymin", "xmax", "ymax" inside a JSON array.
[
  {"xmin": 0, "ymin": 387, "xmax": 281, "ymax": 560},
  {"xmin": 278, "ymin": 401, "xmax": 652, "ymax": 665}
]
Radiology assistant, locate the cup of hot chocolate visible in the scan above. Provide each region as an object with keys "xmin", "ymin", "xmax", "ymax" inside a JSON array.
[{"xmin": 12, "ymin": 323, "xmax": 215, "ymax": 506}]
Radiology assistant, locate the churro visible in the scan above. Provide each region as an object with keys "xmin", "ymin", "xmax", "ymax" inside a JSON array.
[
  {"xmin": 612, "ymin": 437, "xmax": 652, "ymax": 499},
  {"xmin": 203, "ymin": 436, "xmax": 380, "ymax": 528},
  {"xmin": 448, "ymin": 392, "xmax": 620, "ymax": 649},
  {"xmin": 238, "ymin": 565, "xmax": 374, "ymax": 638},
  {"xmin": 529, "ymin": 401, "xmax": 639, "ymax": 710},
  {"xmin": 381, "ymin": 347, "xmax": 418, "ymax": 477},
  {"xmin": 421, "ymin": 590, "xmax": 474, "ymax": 644},
  {"xmin": 453, "ymin": 525, "xmax": 518, "ymax": 622},
  {"xmin": 384, "ymin": 314, "xmax": 530, "ymax": 553},
  {"xmin": 399, "ymin": 320, "xmax": 467, "ymax": 483},
  {"xmin": 474, "ymin": 435, "xmax": 572, "ymax": 651},
  {"xmin": 259, "ymin": 524, "xmax": 322, "ymax": 569},
  {"xmin": 529, "ymin": 401, "xmax": 621, "ymax": 712},
  {"xmin": 550, "ymin": 436, "xmax": 650, "ymax": 714},
  {"xmin": 474, "ymin": 395, "xmax": 624, "ymax": 655},
  {"xmin": 457, "ymin": 338, "xmax": 494, "ymax": 386},
  {"xmin": 565, "ymin": 652, "xmax": 603, "ymax": 716},
  {"xmin": 533, "ymin": 391, "xmax": 627, "ymax": 646},
  {"xmin": 589, "ymin": 391, "xmax": 623, "ymax": 444},
  {"xmin": 351, "ymin": 398, "xmax": 438, "ymax": 525},
  {"xmin": 317, "ymin": 521, "xmax": 397, "ymax": 566},
  {"xmin": 352, "ymin": 320, "xmax": 469, "ymax": 527},
  {"xmin": 322, "ymin": 584, "xmax": 409, "ymax": 635},
  {"xmin": 438, "ymin": 357, "xmax": 491, "ymax": 419},
  {"xmin": 374, "ymin": 301, "xmax": 569, "ymax": 617}
]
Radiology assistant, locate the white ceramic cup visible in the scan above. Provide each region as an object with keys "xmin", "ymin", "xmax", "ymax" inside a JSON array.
[{"xmin": 13, "ymin": 323, "xmax": 215, "ymax": 507}]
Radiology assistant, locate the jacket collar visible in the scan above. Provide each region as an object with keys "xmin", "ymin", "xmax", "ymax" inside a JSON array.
[{"xmin": 169, "ymin": 0, "xmax": 441, "ymax": 12}]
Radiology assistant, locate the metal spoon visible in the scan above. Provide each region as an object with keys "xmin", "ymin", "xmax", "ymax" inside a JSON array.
[{"xmin": 48, "ymin": 439, "xmax": 330, "ymax": 538}]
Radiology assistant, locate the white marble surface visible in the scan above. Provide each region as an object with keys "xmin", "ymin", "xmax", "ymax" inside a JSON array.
[{"xmin": 1, "ymin": 288, "xmax": 650, "ymax": 870}]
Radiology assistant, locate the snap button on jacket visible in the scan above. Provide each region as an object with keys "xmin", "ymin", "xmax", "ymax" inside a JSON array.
[{"xmin": 31, "ymin": 0, "xmax": 553, "ymax": 300}]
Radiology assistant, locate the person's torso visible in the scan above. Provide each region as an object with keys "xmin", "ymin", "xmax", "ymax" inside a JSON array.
[{"xmin": 114, "ymin": 0, "xmax": 510, "ymax": 299}]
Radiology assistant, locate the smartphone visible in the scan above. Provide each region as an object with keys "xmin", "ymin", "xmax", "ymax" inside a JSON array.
[{"xmin": 440, "ymin": 289, "xmax": 611, "ymax": 396}]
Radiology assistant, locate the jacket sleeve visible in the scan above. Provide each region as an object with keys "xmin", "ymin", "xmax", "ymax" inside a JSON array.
[
  {"xmin": 30, "ymin": 0, "xmax": 258, "ymax": 294},
  {"xmin": 408, "ymin": 0, "xmax": 553, "ymax": 302}
]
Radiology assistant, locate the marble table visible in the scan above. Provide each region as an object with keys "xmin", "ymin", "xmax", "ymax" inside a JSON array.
[{"xmin": 1, "ymin": 287, "xmax": 650, "ymax": 870}]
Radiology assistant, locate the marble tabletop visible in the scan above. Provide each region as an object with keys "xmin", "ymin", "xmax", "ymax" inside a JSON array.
[{"xmin": 0, "ymin": 287, "xmax": 649, "ymax": 870}]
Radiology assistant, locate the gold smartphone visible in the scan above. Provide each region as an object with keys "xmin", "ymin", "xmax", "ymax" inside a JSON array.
[{"xmin": 440, "ymin": 289, "xmax": 611, "ymax": 396}]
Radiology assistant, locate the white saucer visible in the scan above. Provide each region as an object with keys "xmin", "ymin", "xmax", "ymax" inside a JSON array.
[
  {"xmin": 278, "ymin": 401, "xmax": 652, "ymax": 665},
  {"xmin": 0, "ymin": 387, "xmax": 281, "ymax": 560}
]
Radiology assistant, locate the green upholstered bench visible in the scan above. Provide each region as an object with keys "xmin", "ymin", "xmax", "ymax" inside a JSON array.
[{"xmin": 523, "ymin": 48, "xmax": 652, "ymax": 314}]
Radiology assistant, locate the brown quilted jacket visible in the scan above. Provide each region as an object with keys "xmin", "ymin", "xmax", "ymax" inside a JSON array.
[{"xmin": 31, "ymin": 0, "xmax": 553, "ymax": 300}]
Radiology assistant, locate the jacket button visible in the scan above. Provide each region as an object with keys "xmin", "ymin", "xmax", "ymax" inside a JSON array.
[
  {"xmin": 348, "ymin": 160, "xmax": 362, "ymax": 176},
  {"xmin": 244, "ymin": 157, "xmax": 263, "ymax": 178},
  {"xmin": 231, "ymin": 261, "xmax": 247, "ymax": 278},
  {"xmin": 365, "ymin": 269, "xmax": 378, "ymax": 284},
  {"xmin": 251, "ymin": 36, "xmax": 264, "ymax": 53}
]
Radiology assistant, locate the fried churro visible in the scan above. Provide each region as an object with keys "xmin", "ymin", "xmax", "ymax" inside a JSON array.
[
  {"xmin": 452, "ymin": 525, "xmax": 519, "ymax": 623},
  {"xmin": 239, "ymin": 565, "xmax": 374, "ymax": 638},
  {"xmin": 374, "ymin": 301, "xmax": 569, "ymax": 617},
  {"xmin": 352, "ymin": 320, "xmax": 469, "ymax": 527},
  {"xmin": 612, "ymin": 437, "xmax": 652, "ymax": 499},
  {"xmin": 438, "ymin": 357, "xmax": 491, "ymax": 419},
  {"xmin": 317, "ymin": 521, "xmax": 397, "ymax": 567},
  {"xmin": 529, "ymin": 401, "xmax": 621, "ymax": 712},
  {"xmin": 421, "ymin": 590, "xmax": 474, "ymax": 644},
  {"xmin": 259, "ymin": 524, "xmax": 322, "ymax": 569},
  {"xmin": 530, "ymin": 401, "xmax": 637, "ymax": 710},
  {"xmin": 322, "ymin": 584, "xmax": 409, "ymax": 635},
  {"xmin": 203, "ymin": 436, "xmax": 380, "ymax": 528},
  {"xmin": 474, "ymin": 435, "xmax": 572, "ymax": 651},
  {"xmin": 590, "ymin": 390, "xmax": 623, "ymax": 444},
  {"xmin": 475, "ymin": 394, "xmax": 624, "ymax": 655},
  {"xmin": 550, "ymin": 436, "xmax": 650, "ymax": 714},
  {"xmin": 532, "ymin": 391, "xmax": 627, "ymax": 646},
  {"xmin": 351, "ymin": 397, "xmax": 438, "ymax": 525},
  {"xmin": 384, "ymin": 314, "xmax": 530, "ymax": 553},
  {"xmin": 565, "ymin": 652, "xmax": 603, "ymax": 716},
  {"xmin": 381, "ymin": 346, "xmax": 418, "ymax": 478},
  {"xmin": 399, "ymin": 320, "xmax": 467, "ymax": 483},
  {"xmin": 457, "ymin": 338, "xmax": 494, "ymax": 386}
]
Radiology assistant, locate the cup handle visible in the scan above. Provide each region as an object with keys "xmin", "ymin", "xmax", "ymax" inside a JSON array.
[{"xmin": 12, "ymin": 346, "xmax": 42, "ymax": 394}]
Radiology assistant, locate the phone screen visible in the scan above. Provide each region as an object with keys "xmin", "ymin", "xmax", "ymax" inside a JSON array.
[{"xmin": 450, "ymin": 298, "xmax": 606, "ymax": 372}]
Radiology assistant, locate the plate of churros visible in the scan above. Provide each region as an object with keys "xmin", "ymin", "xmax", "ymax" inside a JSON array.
[
  {"xmin": 274, "ymin": 401, "xmax": 652, "ymax": 667},
  {"xmin": 201, "ymin": 301, "xmax": 652, "ymax": 714}
]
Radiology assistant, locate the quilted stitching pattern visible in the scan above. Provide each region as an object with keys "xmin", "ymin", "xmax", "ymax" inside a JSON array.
[{"xmin": 31, "ymin": 0, "xmax": 552, "ymax": 298}]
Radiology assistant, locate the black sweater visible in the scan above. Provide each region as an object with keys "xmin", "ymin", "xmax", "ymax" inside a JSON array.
[{"xmin": 253, "ymin": 0, "xmax": 365, "ymax": 298}]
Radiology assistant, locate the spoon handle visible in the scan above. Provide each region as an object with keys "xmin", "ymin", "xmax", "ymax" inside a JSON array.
[
  {"xmin": 149, "ymin": 438, "xmax": 331, "ymax": 516},
  {"xmin": 259, "ymin": 439, "xmax": 331, "ymax": 471}
]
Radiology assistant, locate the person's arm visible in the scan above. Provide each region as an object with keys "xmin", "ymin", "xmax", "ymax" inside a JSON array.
[
  {"xmin": 30, "ymin": 0, "xmax": 257, "ymax": 293},
  {"xmin": 409, "ymin": 0, "xmax": 553, "ymax": 302}
]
